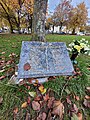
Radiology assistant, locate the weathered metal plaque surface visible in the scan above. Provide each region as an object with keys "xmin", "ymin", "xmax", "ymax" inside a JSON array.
[{"xmin": 18, "ymin": 41, "xmax": 74, "ymax": 79}]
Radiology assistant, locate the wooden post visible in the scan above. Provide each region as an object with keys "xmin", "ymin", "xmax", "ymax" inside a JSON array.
[{"xmin": 32, "ymin": 0, "xmax": 48, "ymax": 42}]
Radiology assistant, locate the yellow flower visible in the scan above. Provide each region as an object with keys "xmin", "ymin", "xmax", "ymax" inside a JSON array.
[
  {"xmin": 74, "ymin": 45, "xmax": 82, "ymax": 53},
  {"xmin": 80, "ymin": 43, "xmax": 86, "ymax": 48}
]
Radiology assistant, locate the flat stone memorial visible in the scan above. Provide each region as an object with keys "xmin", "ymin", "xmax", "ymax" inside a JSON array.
[{"xmin": 18, "ymin": 41, "xmax": 74, "ymax": 80}]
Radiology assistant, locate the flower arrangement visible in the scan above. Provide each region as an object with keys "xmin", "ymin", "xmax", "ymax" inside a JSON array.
[{"xmin": 68, "ymin": 38, "xmax": 90, "ymax": 62}]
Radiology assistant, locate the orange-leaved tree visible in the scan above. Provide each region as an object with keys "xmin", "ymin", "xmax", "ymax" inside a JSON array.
[{"xmin": 68, "ymin": 2, "xmax": 88, "ymax": 34}]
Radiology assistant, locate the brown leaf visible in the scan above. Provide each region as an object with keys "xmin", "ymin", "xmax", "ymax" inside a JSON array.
[
  {"xmin": 43, "ymin": 94, "xmax": 49, "ymax": 102},
  {"xmin": 83, "ymin": 99, "xmax": 90, "ymax": 108},
  {"xmin": 52, "ymin": 100, "xmax": 64, "ymax": 119},
  {"xmin": 32, "ymin": 101, "xmax": 40, "ymax": 111},
  {"xmin": 74, "ymin": 96, "xmax": 80, "ymax": 101},
  {"xmin": 24, "ymin": 63, "xmax": 31, "ymax": 71},
  {"xmin": 34, "ymin": 95, "xmax": 41, "ymax": 101},
  {"xmin": 66, "ymin": 97, "xmax": 72, "ymax": 104},
  {"xmin": 37, "ymin": 112, "xmax": 46, "ymax": 120},
  {"xmin": 86, "ymin": 87, "xmax": 90, "ymax": 92},
  {"xmin": 85, "ymin": 95, "xmax": 90, "ymax": 100},
  {"xmin": 13, "ymin": 107, "xmax": 18, "ymax": 114},
  {"xmin": 76, "ymin": 67, "xmax": 80, "ymax": 71},
  {"xmin": 25, "ymin": 112, "xmax": 30, "ymax": 120},
  {"xmin": 0, "ymin": 76, "xmax": 6, "ymax": 80},
  {"xmin": 47, "ymin": 97, "xmax": 55, "ymax": 109},
  {"xmin": 77, "ymin": 112, "xmax": 83, "ymax": 120},
  {"xmin": 27, "ymin": 97, "xmax": 31, "ymax": 104},
  {"xmin": 21, "ymin": 102, "xmax": 28, "ymax": 108},
  {"xmin": 0, "ymin": 97, "xmax": 3, "ymax": 104},
  {"xmin": 87, "ymin": 67, "xmax": 90, "ymax": 70},
  {"xmin": 73, "ymin": 104, "xmax": 78, "ymax": 113}
]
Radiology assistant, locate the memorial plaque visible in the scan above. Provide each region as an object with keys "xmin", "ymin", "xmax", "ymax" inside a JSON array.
[{"xmin": 18, "ymin": 41, "xmax": 74, "ymax": 79}]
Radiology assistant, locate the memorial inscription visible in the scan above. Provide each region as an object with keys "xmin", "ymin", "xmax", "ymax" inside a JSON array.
[{"xmin": 18, "ymin": 41, "xmax": 74, "ymax": 79}]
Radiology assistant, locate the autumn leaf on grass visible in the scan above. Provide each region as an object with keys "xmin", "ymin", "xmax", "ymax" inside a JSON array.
[
  {"xmin": 85, "ymin": 95, "xmax": 90, "ymax": 100},
  {"xmin": 43, "ymin": 94, "xmax": 49, "ymax": 101},
  {"xmin": 34, "ymin": 95, "xmax": 41, "ymax": 101},
  {"xmin": 24, "ymin": 63, "xmax": 31, "ymax": 71},
  {"xmin": 37, "ymin": 112, "xmax": 47, "ymax": 120},
  {"xmin": 38, "ymin": 85, "xmax": 46, "ymax": 94},
  {"xmin": 83, "ymin": 99, "xmax": 90, "ymax": 108},
  {"xmin": 38, "ymin": 85, "xmax": 44, "ymax": 92},
  {"xmin": 0, "ymin": 76, "xmax": 6, "ymax": 80},
  {"xmin": 21, "ymin": 102, "xmax": 28, "ymax": 108},
  {"xmin": 27, "ymin": 97, "xmax": 31, "ymax": 104},
  {"xmin": 66, "ymin": 96, "xmax": 72, "ymax": 104},
  {"xmin": 29, "ymin": 91, "xmax": 36, "ymax": 97},
  {"xmin": 52, "ymin": 100, "xmax": 64, "ymax": 119},
  {"xmin": 25, "ymin": 112, "xmax": 30, "ymax": 120},
  {"xmin": 13, "ymin": 107, "xmax": 18, "ymax": 114},
  {"xmin": 47, "ymin": 97, "xmax": 55, "ymax": 109},
  {"xmin": 77, "ymin": 112, "xmax": 83, "ymax": 120},
  {"xmin": 86, "ymin": 87, "xmax": 90, "ymax": 93},
  {"xmin": 73, "ymin": 104, "xmax": 78, "ymax": 113},
  {"xmin": 32, "ymin": 101, "xmax": 40, "ymax": 111},
  {"xmin": 75, "ymin": 96, "xmax": 80, "ymax": 101}
]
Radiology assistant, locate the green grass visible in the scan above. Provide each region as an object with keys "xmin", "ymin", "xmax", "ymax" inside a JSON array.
[{"xmin": 0, "ymin": 34, "xmax": 90, "ymax": 119}]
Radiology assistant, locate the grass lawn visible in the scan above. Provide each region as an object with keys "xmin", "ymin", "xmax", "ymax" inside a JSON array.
[{"xmin": 0, "ymin": 34, "xmax": 90, "ymax": 120}]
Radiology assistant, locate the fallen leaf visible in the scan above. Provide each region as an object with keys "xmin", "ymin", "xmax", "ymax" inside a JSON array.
[
  {"xmin": 13, "ymin": 107, "xmax": 18, "ymax": 114},
  {"xmin": 29, "ymin": 92, "xmax": 36, "ymax": 97},
  {"xmin": 47, "ymin": 97, "xmax": 55, "ymax": 109},
  {"xmin": 42, "ymin": 88, "xmax": 47, "ymax": 94},
  {"xmin": 52, "ymin": 100, "xmax": 64, "ymax": 119},
  {"xmin": 0, "ymin": 97, "xmax": 3, "ymax": 104},
  {"xmin": 73, "ymin": 104, "xmax": 78, "ymax": 113},
  {"xmin": 87, "ymin": 67, "xmax": 90, "ymax": 70},
  {"xmin": 37, "ymin": 112, "xmax": 46, "ymax": 120},
  {"xmin": 0, "ymin": 76, "xmax": 6, "ymax": 80},
  {"xmin": 75, "ymin": 96, "xmax": 80, "ymax": 101},
  {"xmin": 86, "ymin": 87, "xmax": 90, "ymax": 92},
  {"xmin": 24, "ymin": 63, "xmax": 31, "ymax": 71},
  {"xmin": 43, "ymin": 94, "xmax": 49, "ymax": 101},
  {"xmin": 83, "ymin": 99, "xmax": 90, "ymax": 108},
  {"xmin": 25, "ymin": 112, "xmax": 30, "ymax": 120},
  {"xmin": 76, "ymin": 67, "xmax": 80, "ymax": 71},
  {"xmin": 32, "ymin": 101, "xmax": 40, "ymax": 111},
  {"xmin": 38, "ymin": 85, "xmax": 47, "ymax": 94},
  {"xmin": 27, "ymin": 97, "xmax": 31, "ymax": 104},
  {"xmin": 1, "ymin": 52, "xmax": 5, "ymax": 54},
  {"xmin": 77, "ymin": 112, "xmax": 83, "ymax": 120},
  {"xmin": 0, "ymin": 69, "xmax": 5, "ymax": 73},
  {"xmin": 34, "ymin": 95, "xmax": 41, "ymax": 101},
  {"xmin": 21, "ymin": 102, "xmax": 28, "ymax": 108},
  {"xmin": 66, "ymin": 97, "xmax": 72, "ymax": 104},
  {"xmin": 85, "ymin": 95, "xmax": 90, "ymax": 100},
  {"xmin": 38, "ymin": 85, "xmax": 44, "ymax": 92}
]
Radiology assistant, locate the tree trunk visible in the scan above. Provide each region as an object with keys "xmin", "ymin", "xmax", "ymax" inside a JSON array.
[
  {"xmin": 52, "ymin": 25, "xmax": 54, "ymax": 34},
  {"xmin": 9, "ymin": 20, "xmax": 13, "ymax": 33},
  {"xmin": 17, "ymin": 10, "xmax": 21, "ymax": 34},
  {"xmin": 72, "ymin": 28, "xmax": 75, "ymax": 35},
  {"xmin": 59, "ymin": 22, "xmax": 63, "ymax": 33},
  {"xmin": 32, "ymin": 0, "xmax": 48, "ymax": 42},
  {"xmin": 0, "ymin": 2, "xmax": 13, "ymax": 33}
]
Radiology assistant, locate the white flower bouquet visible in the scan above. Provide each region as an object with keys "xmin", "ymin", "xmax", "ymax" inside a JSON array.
[{"xmin": 68, "ymin": 38, "xmax": 90, "ymax": 62}]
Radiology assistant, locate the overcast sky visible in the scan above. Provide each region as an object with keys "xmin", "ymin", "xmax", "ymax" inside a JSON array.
[{"xmin": 48, "ymin": 0, "xmax": 90, "ymax": 17}]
